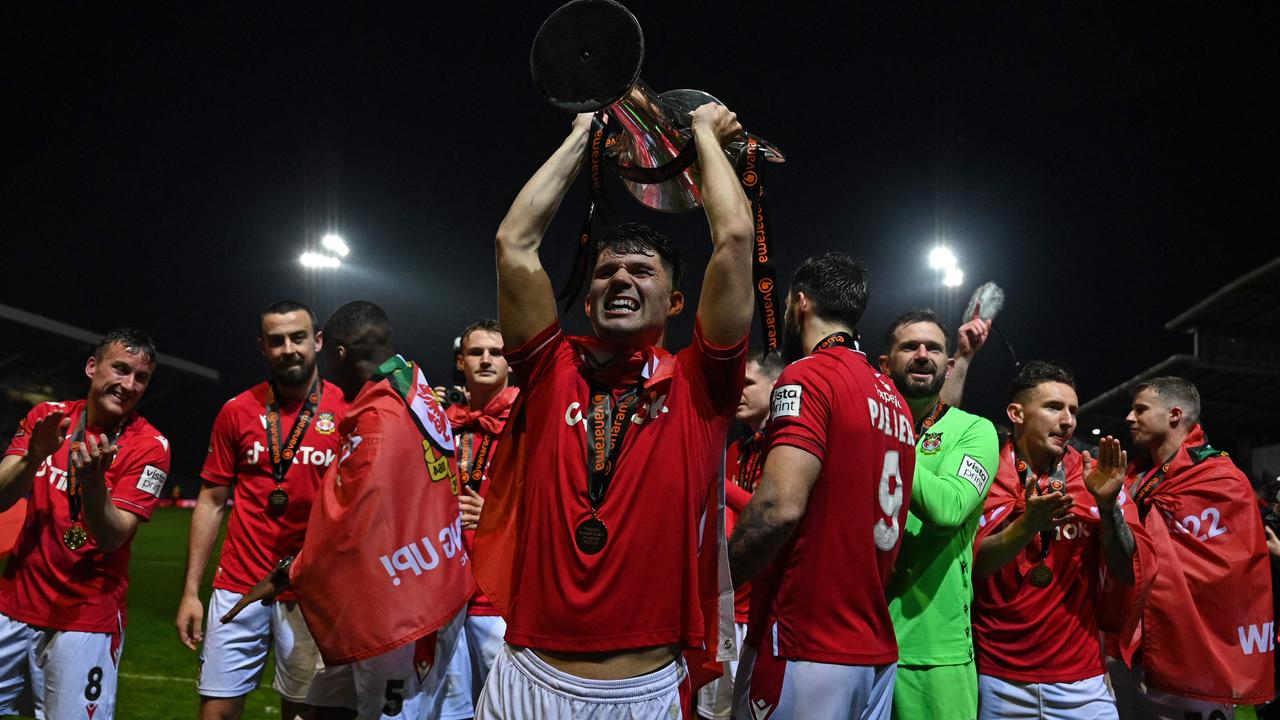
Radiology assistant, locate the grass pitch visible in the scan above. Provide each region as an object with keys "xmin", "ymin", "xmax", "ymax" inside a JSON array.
[{"xmin": 3, "ymin": 507, "xmax": 282, "ymax": 719}]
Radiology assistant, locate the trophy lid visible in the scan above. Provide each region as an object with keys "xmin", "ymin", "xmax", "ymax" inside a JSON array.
[{"xmin": 531, "ymin": 0, "xmax": 644, "ymax": 112}]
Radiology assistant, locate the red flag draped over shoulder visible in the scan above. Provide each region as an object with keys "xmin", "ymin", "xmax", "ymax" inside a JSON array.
[
  {"xmin": 1129, "ymin": 425, "xmax": 1275, "ymax": 705},
  {"xmin": 290, "ymin": 358, "xmax": 475, "ymax": 665}
]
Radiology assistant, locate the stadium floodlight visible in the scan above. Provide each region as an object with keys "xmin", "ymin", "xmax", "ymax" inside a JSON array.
[
  {"xmin": 300, "ymin": 252, "xmax": 341, "ymax": 269},
  {"xmin": 321, "ymin": 233, "xmax": 350, "ymax": 257},
  {"xmin": 1092, "ymin": 428, "xmax": 1102, "ymax": 436},
  {"xmin": 942, "ymin": 266, "xmax": 964, "ymax": 287},
  {"xmin": 928, "ymin": 246, "xmax": 957, "ymax": 271}
]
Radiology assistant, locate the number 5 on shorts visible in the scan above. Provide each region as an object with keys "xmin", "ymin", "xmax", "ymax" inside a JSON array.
[{"xmin": 383, "ymin": 679, "xmax": 405, "ymax": 716}]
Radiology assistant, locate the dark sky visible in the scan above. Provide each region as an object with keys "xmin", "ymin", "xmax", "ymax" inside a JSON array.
[{"xmin": 5, "ymin": 2, "xmax": 1277, "ymax": 476}]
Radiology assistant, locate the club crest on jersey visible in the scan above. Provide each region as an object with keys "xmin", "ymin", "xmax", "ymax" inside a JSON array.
[
  {"xmin": 921, "ymin": 432, "xmax": 943, "ymax": 454},
  {"xmin": 315, "ymin": 412, "xmax": 336, "ymax": 435},
  {"xmin": 772, "ymin": 384, "xmax": 802, "ymax": 419}
]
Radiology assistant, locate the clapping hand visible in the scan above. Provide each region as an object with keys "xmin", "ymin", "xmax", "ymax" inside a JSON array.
[{"xmin": 1083, "ymin": 436, "xmax": 1128, "ymax": 511}]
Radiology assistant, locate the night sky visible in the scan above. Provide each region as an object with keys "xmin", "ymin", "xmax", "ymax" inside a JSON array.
[{"xmin": 5, "ymin": 3, "xmax": 1277, "ymax": 477}]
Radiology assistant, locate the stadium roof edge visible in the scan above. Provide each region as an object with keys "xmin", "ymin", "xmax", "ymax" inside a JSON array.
[
  {"xmin": 0, "ymin": 302, "xmax": 220, "ymax": 382},
  {"xmin": 1164, "ymin": 256, "xmax": 1280, "ymax": 334}
]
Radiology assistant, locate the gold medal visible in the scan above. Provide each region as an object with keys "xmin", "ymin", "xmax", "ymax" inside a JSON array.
[
  {"xmin": 267, "ymin": 488, "xmax": 289, "ymax": 516},
  {"xmin": 1028, "ymin": 563, "xmax": 1053, "ymax": 588},
  {"xmin": 575, "ymin": 517, "xmax": 608, "ymax": 554},
  {"xmin": 63, "ymin": 524, "xmax": 88, "ymax": 550}
]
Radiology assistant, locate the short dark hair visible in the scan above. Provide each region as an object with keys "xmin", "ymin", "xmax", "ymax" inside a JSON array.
[
  {"xmin": 1133, "ymin": 376, "xmax": 1201, "ymax": 426},
  {"xmin": 747, "ymin": 346, "xmax": 785, "ymax": 379},
  {"xmin": 259, "ymin": 300, "xmax": 317, "ymax": 337},
  {"xmin": 790, "ymin": 252, "xmax": 869, "ymax": 332},
  {"xmin": 460, "ymin": 319, "xmax": 502, "ymax": 351},
  {"xmin": 93, "ymin": 327, "xmax": 157, "ymax": 364},
  {"xmin": 1005, "ymin": 360, "xmax": 1075, "ymax": 404},
  {"xmin": 883, "ymin": 309, "xmax": 949, "ymax": 355},
  {"xmin": 323, "ymin": 301, "xmax": 392, "ymax": 360},
  {"xmin": 591, "ymin": 222, "xmax": 684, "ymax": 291}
]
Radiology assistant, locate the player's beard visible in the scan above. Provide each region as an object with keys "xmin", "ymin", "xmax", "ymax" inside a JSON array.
[
  {"xmin": 272, "ymin": 357, "xmax": 316, "ymax": 388},
  {"xmin": 890, "ymin": 361, "xmax": 946, "ymax": 399}
]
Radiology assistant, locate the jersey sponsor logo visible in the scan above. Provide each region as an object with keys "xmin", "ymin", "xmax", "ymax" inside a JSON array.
[
  {"xmin": 563, "ymin": 396, "xmax": 670, "ymax": 428},
  {"xmin": 315, "ymin": 412, "xmax": 337, "ymax": 435},
  {"xmin": 247, "ymin": 441, "xmax": 336, "ymax": 468},
  {"xmin": 136, "ymin": 464, "xmax": 168, "ymax": 497},
  {"xmin": 958, "ymin": 454, "xmax": 989, "ymax": 492},
  {"xmin": 1239, "ymin": 622, "xmax": 1276, "ymax": 655},
  {"xmin": 772, "ymin": 384, "xmax": 802, "ymax": 418},
  {"xmin": 377, "ymin": 514, "xmax": 468, "ymax": 586},
  {"xmin": 35, "ymin": 457, "xmax": 69, "ymax": 491},
  {"xmin": 920, "ymin": 432, "xmax": 943, "ymax": 454}
]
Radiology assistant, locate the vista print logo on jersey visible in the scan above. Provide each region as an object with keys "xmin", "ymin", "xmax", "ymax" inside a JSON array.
[{"xmin": 772, "ymin": 384, "xmax": 802, "ymax": 418}]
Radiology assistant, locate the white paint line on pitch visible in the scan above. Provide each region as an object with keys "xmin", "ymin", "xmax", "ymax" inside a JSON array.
[{"xmin": 120, "ymin": 672, "xmax": 195, "ymax": 684}]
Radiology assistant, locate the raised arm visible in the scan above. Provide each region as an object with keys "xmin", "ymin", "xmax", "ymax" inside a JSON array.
[
  {"xmin": 939, "ymin": 305, "xmax": 991, "ymax": 408},
  {"xmin": 691, "ymin": 104, "xmax": 755, "ymax": 347},
  {"xmin": 495, "ymin": 113, "xmax": 593, "ymax": 348},
  {"xmin": 0, "ymin": 410, "xmax": 68, "ymax": 511},
  {"xmin": 1083, "ymin": 437, "xmax": 1136, "ymax": 585},
  {"xmin": 728, "ymin": 445, "xmax": 821, "ymax": 587},
  {"xmin": 75, "ymin": 433, "xmax": 141, "ymax": 553}
]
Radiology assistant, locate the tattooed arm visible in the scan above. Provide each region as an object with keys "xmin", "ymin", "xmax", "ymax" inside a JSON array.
[
  {"xmin": 1085, "ymin": 436, "xmax": 1136, "ymax": 585},
  {"xmin": 729, "ymin": 446, "xmax": 821, "ymax": 587}
]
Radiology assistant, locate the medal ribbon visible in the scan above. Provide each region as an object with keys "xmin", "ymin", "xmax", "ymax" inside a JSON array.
[
  {"xmin": 1015, "ymin": 453, "xmax": 1068, "ymax": 563},
  {"xmin": 812, "ymin": 331, "xmax": 856, "ymax": 353},
  {"xmin": 914, "ymin": 399, "xmax": 950, "ymax": 438},
  {"xmin": 735, "ymin": 431, "xmax": 764, "ymax": 492},
  {"xmin": 460, "ymin": 431, "xmax": 496, "ymax": 492},
  {"xmin": 66, "ymin": 411, "xmax": 125, "ymax": 528},
  {"xmin": 1130, "ymin": 448, "xmax": 1179, "ymax": 519},
  {"xmin": 585, "ymin": 385, "xmax": 644, "ymax": 512},
  {"xmin": 739, "ymin": 137, "xmax": 779, "ymax": 351},
  {"xmin": 265, "ymin": 376, "xmax": 321, "ymax": 488},
  {"xmin": 557, "ymin": 115, "xmax": 613, "ymax": 315}
]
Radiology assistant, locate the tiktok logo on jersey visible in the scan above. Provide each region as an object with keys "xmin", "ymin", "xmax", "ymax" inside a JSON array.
[
  {"xmin": 34, "ymin": 457, "xmax": 69, "ymax": 492},
  {"xmin": 245, "ymin": 442, "xmax": 336, "ymax": 468}
]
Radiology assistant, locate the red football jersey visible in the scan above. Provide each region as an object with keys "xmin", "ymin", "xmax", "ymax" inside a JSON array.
[
  {"xmin": 750, "ymin": 347, "xmax": 916, "ymax": 666},
  {"xmin": 200, "ymin": 381, "xmax": 345, "ymax": 599},
  {"xmin": 725, "ymin": 436, "xmax": 762, "ymax": 623},
  {"xmin": 973, "ymin": 444, "xmax": 1134, "ymax": 683},
  {"xmin": 1, "ymin": 400, "xmax": 171, "ymax": 632},
  {"xmin": 493, "ymin": 321, "xmax": 746, "ymax": 653}
]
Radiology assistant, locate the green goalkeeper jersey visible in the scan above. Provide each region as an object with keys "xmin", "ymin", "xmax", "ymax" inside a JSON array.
[{"xmin": 888, "ymin": 405, "xmax": 999, "ymax": 666}]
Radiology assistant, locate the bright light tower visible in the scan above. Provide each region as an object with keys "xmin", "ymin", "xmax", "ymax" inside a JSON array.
[
  {"xmin": 943, "ymin": 266, "xmax": 964, "ymax": 287},
  {"xmin": 321, "ymin": 233, "xmax": 350, "ymax": 257},
  {"xmin": 299, "ymin": 252, "xmax": 341, "ymax": 269},
  {"xmin": 928, "ymin": 246, "xmax": 957, "ymax": 271}
]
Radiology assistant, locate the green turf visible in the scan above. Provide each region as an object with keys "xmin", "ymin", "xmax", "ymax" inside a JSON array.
[{"xmin": 3, "ymin": 507, "xmax": 283, "ymax": 719}]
